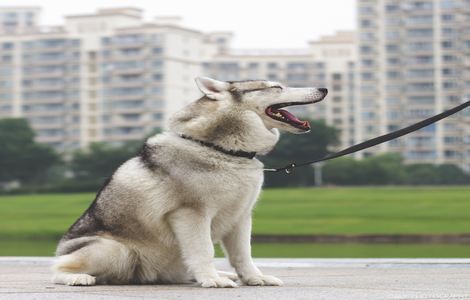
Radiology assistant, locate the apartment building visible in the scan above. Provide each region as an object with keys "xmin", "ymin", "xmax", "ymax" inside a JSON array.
[
  {"xmin": 0, "ymin": 6, "xmax": 40, "ymax": 34},
  {"xmin": 3, "ymin": 4, "xmax": 469, "ymax": 171},
  {"xmin": 358, "ymin": 0, "xmax": 470, "ymax": 171},
  {"xmin": 204, "ymin": 31, "xmax": 358, "ymax": 149},
  {"xmin": 0, "ymin": 7, "xmax": 358, "ymax": 152},
  {"xmin": 0, "ymin": 8, "xmax": 206, "ymax": 151}
]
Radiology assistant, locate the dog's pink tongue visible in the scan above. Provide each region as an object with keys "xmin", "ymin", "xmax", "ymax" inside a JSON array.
[{"xmin": 278, "ymin": 109, "xmax": 309, "ymax": 128}]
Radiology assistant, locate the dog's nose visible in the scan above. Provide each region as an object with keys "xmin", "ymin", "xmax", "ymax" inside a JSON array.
[{"xmin": 318, "ymin": 88, "xmax": 328, "ymax": 95}]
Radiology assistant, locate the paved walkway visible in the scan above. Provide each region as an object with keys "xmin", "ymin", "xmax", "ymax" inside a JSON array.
[{"xmin": 1, "ymin": 257, "xmax": 470, "ymax": 299}]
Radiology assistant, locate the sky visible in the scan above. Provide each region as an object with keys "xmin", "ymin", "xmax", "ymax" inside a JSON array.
[{"xmin": 9, "ymin": 0, "xmax": 356, "ymax": 49}]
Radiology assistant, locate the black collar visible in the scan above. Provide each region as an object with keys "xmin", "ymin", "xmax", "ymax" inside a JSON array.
[{"xmin": 179, "ymin": 134, "xmax": 256, "ymax": 159}]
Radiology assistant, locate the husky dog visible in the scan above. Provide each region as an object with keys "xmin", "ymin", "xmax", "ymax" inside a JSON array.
[{"xmin": 52, "ymin": 77, "xmax": 327, "ymax": 288}]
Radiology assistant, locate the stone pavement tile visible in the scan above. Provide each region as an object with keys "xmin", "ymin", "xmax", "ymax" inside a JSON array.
[{"xmin": 1, "ymin": 258, "xmax": 470, "ymax": 300}]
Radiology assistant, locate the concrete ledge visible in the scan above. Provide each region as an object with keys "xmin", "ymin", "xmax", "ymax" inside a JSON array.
[{"xmin": 1, "ymin": 257, "xmax": 470, "ymax": 299}]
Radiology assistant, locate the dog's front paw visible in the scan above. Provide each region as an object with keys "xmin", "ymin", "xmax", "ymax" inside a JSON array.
[
  {"xmin": 62, "ymin": 274, "xmax": 96, "ymax": 286},
  {"xmin": 242, "ymin": 274, "xmax": 283, "ymax": 286},
  {"xmin": 217, "ymin": 271, "xmax": 239, "ymax": 281},
  {"xmin": 200, "ymin": 276, "xmax": 238, "ymax": 288}
]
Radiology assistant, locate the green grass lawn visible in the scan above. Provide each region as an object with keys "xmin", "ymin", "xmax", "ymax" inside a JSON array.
[
  {"xmin": 255, "ymin": 186, "xmax": 470, "ymax": 235},
  {"xmin": 1, "ymin": 187, "xmax": 470, "ymax": 257}
]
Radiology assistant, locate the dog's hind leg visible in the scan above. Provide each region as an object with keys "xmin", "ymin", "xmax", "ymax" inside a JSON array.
[
  {"xmin": 52, "ymin": 237, "xmax": 148, "ymax": 285},
  {"xmin": 52, "ymin": 254, "xmax": 96, "ymax": 285}
]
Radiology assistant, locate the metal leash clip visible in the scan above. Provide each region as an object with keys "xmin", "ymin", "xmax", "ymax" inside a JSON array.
[{"xmin": 284, "ymin": 163, "xmax": 297, "ymax": 174}]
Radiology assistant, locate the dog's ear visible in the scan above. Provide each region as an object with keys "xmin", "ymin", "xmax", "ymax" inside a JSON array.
[{"xmin": 195, "ymin": 77, "xmax": 230, "ymax": 100}]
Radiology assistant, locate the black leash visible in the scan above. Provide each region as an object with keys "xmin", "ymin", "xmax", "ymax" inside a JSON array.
[{"xmin": 265, "ymin": 99, "xmax": 470, "ymax": 174}]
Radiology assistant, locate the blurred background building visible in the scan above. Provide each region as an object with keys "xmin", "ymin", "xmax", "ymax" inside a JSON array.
[
  {"xmin": 0, "ymin": 2, "xmax": 469, "ymax": 171},
  {"xmin": 357, "ymin": 0, "xmax": 470, "ymax": 171},
  {"xmin": 0, "ymin": 7, "xmax": 206, "ymax": 151}
]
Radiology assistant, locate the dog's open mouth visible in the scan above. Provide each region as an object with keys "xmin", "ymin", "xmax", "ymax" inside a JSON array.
[{"xmin": 265, "ymin": 102, "xmax": 312, "ymax": 131}]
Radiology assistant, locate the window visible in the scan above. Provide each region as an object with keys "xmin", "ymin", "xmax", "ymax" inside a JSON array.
[
  {"xmin": 387, "ymin": 111, "xmax": 401, "ymax": 120},
  {"xmin": 386, "ymin": 44, "xmax": 400, "ymax": 53},
  {"xmin": 407, "ymin": 82, "xmax": 434, "ymax": 91},
  {"xmin": 407, "ymin": 69, "xmax": 434, "ymax": 77},
  {"xmin": 407, "ymin": 42, "xmax": 432, "ymax": 51},
  {"xmin": 362, "ymin": 111, "xmax": 375, "ymax": 120},
  {"xmin": 441, "ymin": 0, "xmax": 459, "ymax": 9},
  {"xmin": 442, "ymin": 27, "xmax": 457, "ymax": 37},
  {"xmin": 2, "ymin": 42, "xmax": 13, "ymax": 50},
  {"xmin": 408, "ymin": 96, "xmax": 434, "ymax": 105},
  {"xmin": 361, "ymin": 72, "xmax": 374, "ymax": 80},
  {"xmin": 407, "ymin": 28, "xmax": 433, "ymax": 37},
  {"xmin": 153, "ymin": 60, "xmax": 164, "ymax": 68},
  {"xmin": 152, "ymin": 47, "xmax": 163, "ymax": 55},
  {"xmin": 387, "ymin": 57, "xmax": 400, "ymax": 65},
  {"xmin": 1, "ymin": 55, "xmax": 12, "ymax": 63},
  {"xmin": 443, "ymin": 81, "xmax": 458, "ymax": 89},
  {"xmin": 359, "ymin": 6, "xmax": 375, "ymax": 14},
  {"xmin": 410, "ymin": 2, "xmax": 433, "ymax": 10},
  {"xmin": 0, "ymin": 81, "xmax": 11, "ymax": 88},
  {"xmin": 119, "ymin": 48, "xmax": 141, "ymax": 56},
  {"xmin": 153, "ymin": 73, "xmax": 163, "ymax": 81},
  {"xmin": 442, "ymin": 41, "xmax": 453, "ymax": 49},
  {"xmin": 442, "ymin": 68, "xmax": 456, "ymax": 76},
  {"xmin": 385, "ymin": 4, "xmax": 399, "ymax": 12},
  {"xmin": 287, "ymin": 62, "xmax": 307, "ymax": 70},
  {"xmin": 407, "ymin": 109, "xmax": 434, "ymax": 118},
  {"xmin": 151, "ymin": 87, "xmax": 163, "ymax": 95},
  {"xmin": 360, "ymin": 19, "xmax": 372, "ymax": 27},
  {"xmin": 267, "ymin": 62, "xmax": 278, "ymax": 69},
  {"xmin": 267, "ymin": 74, "xmax": 277, "ymax": 81},
  {"xmin": 406, "ymin": 15, "xmax": 432, "ymax": 25},
  {"xmin": 386, "ymin": 30, "xmax": 400, "ymax": 39},
  {"xmin": 386, "ymin": 98, "xmax": 400, "ymax": 105},
  {"xmin": 387, "ymin": 71, "xmax": 400, "ymax": 79},
  {"xmin": 121, "ymin": 114, "xmax": 141, "ymax": 121},
  {"xmin": 36, "ymin": 39, "xmax": 66, "ymax": 48},
  {"xmin": 360, "ymin": 46, "xmax": 373, "ymax": 54},
  {"xmin": 0, "ymin": 93, "xmax": 12, "ymax": 100},
  {"xmin": 287, "ymin": 73, "xmax": 308, "ymax": 81},
  {"xmin": 362, "ymin": 59, "xmax": 375, "ymax": 67},
  {"xmin": 332, "ymin": 73, "xmax": 342, "ymax": 80},
  {"xmin": 219, "ymin": 63, "xmax": 239, "ymax": 71},
  {"xmin": 407, "ymin": 55, "xmax": 433, "ymax": 64},
  {"xmin": 442, "ymin": 14, "xmax": 454, "ymax": 21},
  {"xmin": 443, "ymin": 55, "xmax": 457, "ymax": 62},
  {"xmin": 114, "ymin": 34, "xmax": 144, "ymax": 45}
]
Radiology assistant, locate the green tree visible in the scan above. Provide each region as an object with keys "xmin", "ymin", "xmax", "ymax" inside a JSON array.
[
  {"xmin": 0, "ymin": 118, "xmax": 59, "ymax": 184},
  {"xmin": 323, "ymin": 154, "xmax": 405, "ymax": 185},
  {"xmin": 261, "ymin": 120, "xmax": 339, "ymax": 187},
  {"xmin": 404, "ymin": 163, "xmax": 470, "ymax": 185},
  {"xmin": 70, "ymin": 141, "xmax": 141, "ymax": 181},
  {"xmin": 404, "ymin": 164, "xmax": 440, "ymax": 185},
  {"xmin": 361, "ymin": 153, "xmax": 406, "ymax": 185},
  {"xmin": 323, "ymin": 157, "xmax": 363, "ymax": 185},
  {"xmin": 436, "ymin": 164, "xmax": 470, "ymax": 184}
]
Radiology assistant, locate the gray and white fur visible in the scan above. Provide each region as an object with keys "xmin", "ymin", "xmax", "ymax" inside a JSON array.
[{"xmin": 52, "ymin": 77, "xmax": 327, "ymax": 288}]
